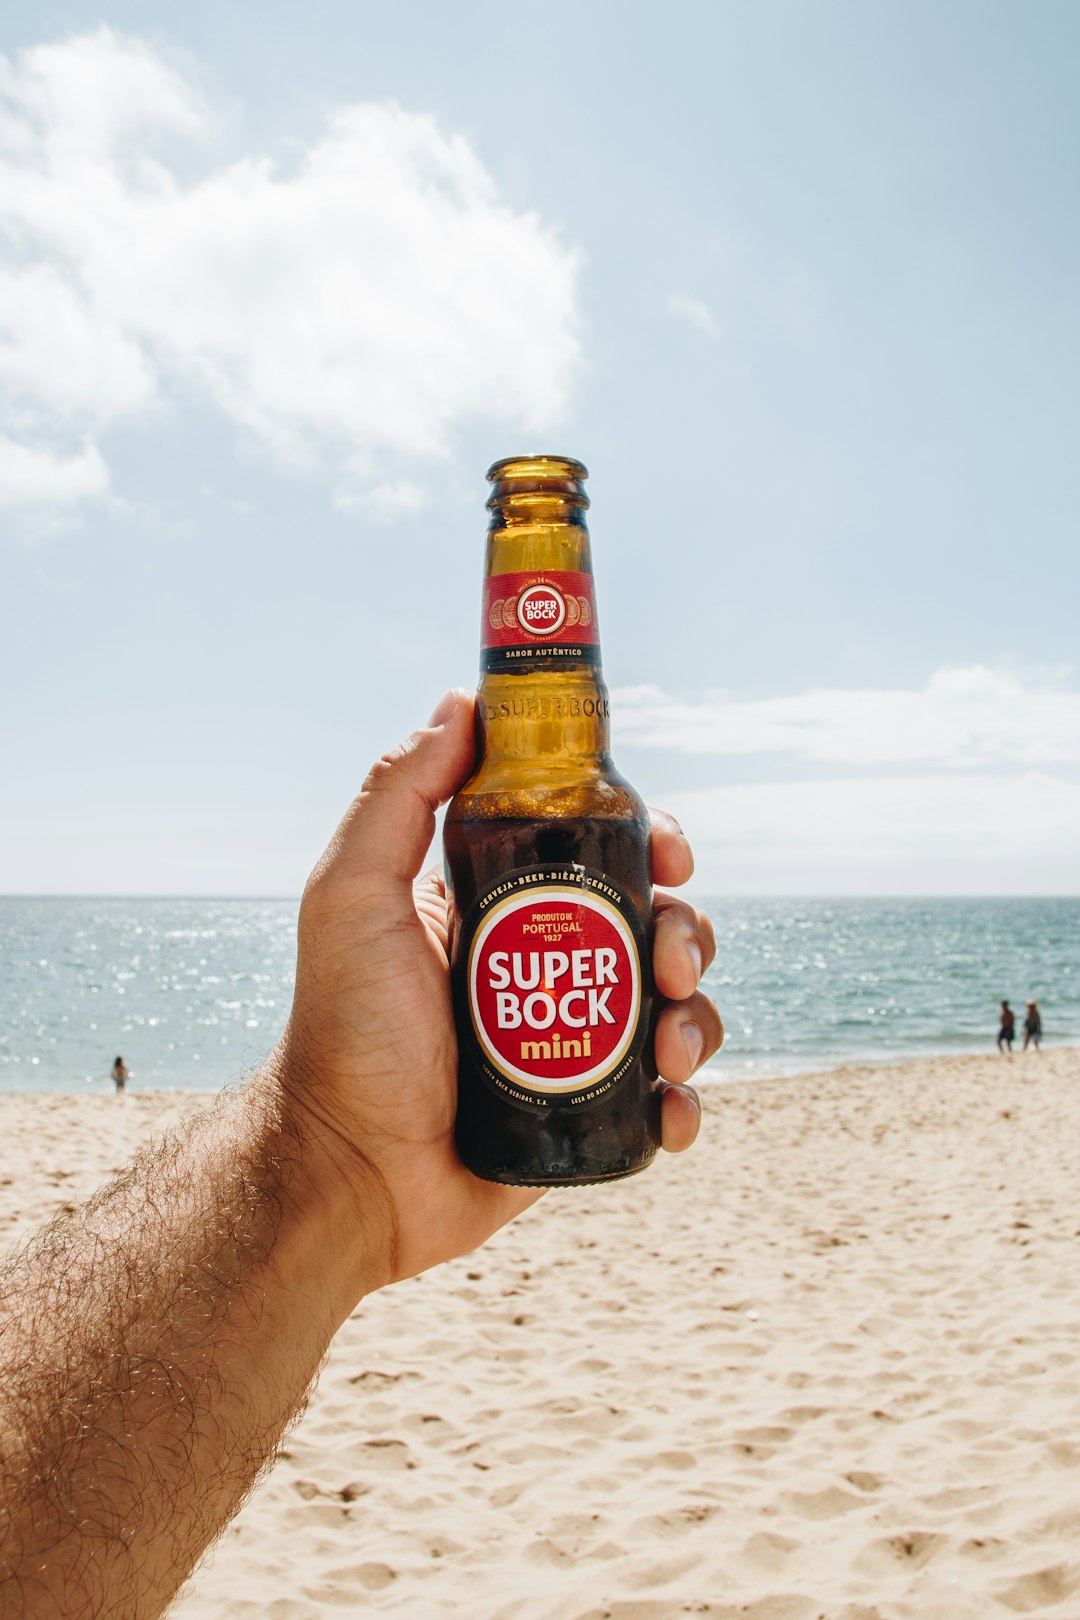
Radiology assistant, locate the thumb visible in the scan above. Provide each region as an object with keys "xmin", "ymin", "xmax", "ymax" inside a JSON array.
[{"xmin": 316, "ymin": 690, "xmax": 476, "ymax": 892}]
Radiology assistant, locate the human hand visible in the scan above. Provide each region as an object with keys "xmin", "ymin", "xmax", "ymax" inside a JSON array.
[{"xmin": 272, "ymin": 690, "xmax": 722, "ymax": 1305}]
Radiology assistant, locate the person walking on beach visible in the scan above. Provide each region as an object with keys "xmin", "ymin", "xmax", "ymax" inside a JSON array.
[
  {"xmin": 1023, "ymin": 1001, "xmax": 1042, "ymax": 1052},
  {"xmin": 997, "ymin": 1000, "xmax": 1015, "ymax": 1054},
  {"xmin": 111, "ymin": 1055, "xmax": 129, "ymax": 1093}
]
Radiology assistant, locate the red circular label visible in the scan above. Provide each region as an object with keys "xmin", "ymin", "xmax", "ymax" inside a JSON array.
[
  {"xmin": 516, "ymin": 584, "xmax": 566, "ymax": 637},
  {"xmin": 468, "ymin": 886, "xmax": 641, "ymax": 1095}
]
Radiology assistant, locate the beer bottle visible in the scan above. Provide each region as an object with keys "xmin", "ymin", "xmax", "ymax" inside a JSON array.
[{"xmin": 445, "ymin": 454, "xmax": 659, "ymax": 1186}]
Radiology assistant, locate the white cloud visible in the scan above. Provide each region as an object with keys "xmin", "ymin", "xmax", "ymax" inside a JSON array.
[
  {"xmin": 0, "ymin": 29, "xmax": 581, "ymax": 514},
  {"xmin": 0, "ymin": 433, "xmax": 109, "ymax": 507},
  {"xmin": 335, "ymin": 478, "xmax": 430, "ymax": 522},
  {"xmin": 0, "ymin": 265, "xmax": 157, "ymax": 423},
  {"xmin": 667, "ymin": 292, "xmax": 721, "ymax": 340},
  {"xmin": 663, "ymin": 774, "xmax": 1080, "ymax": 895},
  {"xmin": 615, "ymin": 665, "xmax": 1080, "ymax": 769},
  {"xmin": 616, "ymin": 667, "xmax": 1080, "ymax": 892}
]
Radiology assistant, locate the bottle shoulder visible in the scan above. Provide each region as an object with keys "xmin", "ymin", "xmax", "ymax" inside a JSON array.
[{"xmin": 447, "ymin": 767, "xmax": 646, "ymax": 827}]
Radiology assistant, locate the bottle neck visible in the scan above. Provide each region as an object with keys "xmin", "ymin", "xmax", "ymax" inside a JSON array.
[
  {"xmin": 480, "ymin": 510, "xmax": 602, "ymax": 680},
  {"xmin": 476, "ymin": 456, "xmax": 610, "ymax": 776}
]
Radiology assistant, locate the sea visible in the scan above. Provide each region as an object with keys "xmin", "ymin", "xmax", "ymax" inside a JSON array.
[{"xmin": 1, "ymin": 896, "xmax": 1077, "ymax": 1095}]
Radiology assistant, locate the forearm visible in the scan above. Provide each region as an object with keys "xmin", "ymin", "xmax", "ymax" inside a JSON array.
[{"xmin": 0, "ymin": 1070, "xmax": 383, "ymax": 1619}]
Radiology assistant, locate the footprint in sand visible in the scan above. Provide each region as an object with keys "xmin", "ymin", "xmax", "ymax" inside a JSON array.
[
  {"xmin": 735, "ymin": 1529, "xmax": 801, "ymax": 1575},
  {"xmin": 853, "ymin": 1530, "xmax": 948, "ymax": 1575},
  {"xmin": 346, "ymin": 1369, "xmax": 421, "ymax": 1389},
  {"xmin": 996, "ymin": 1563, "xmax": 1080, "ymax": 1612},
  {"xmin": 631, "ymin": 1503, "xmax": 721, "ymax": 1541},
  {"xmin": 302, "ymin": 1561, "xmax": 397, "ymax": 1600},
  {"xmin": 355, "ymin": 1437, "xmax": 415, "ymax": 1471},
  {"xmin": 734, "ymin": 1424, "xmax": 795, "ymax": 1445},
  {"xmin": 784, "ymin": 1483, "xmax": 866, "ymax": 1519}
]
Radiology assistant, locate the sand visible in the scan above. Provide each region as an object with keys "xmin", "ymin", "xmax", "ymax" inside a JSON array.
[{"xmin": 2, "ymin": 1049, "xmax": 1080, "ymax": 1618}]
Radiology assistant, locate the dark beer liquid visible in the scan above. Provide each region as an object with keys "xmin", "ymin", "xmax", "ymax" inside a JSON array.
[{"xmin": 446, "ymin": 810, "xmax": 659, "ymax": 1185}]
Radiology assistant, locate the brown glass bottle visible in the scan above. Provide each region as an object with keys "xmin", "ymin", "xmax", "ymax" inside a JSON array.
[{"xmin": 445, "ymin": 455, "xmax": 660, "ymax": 1186}]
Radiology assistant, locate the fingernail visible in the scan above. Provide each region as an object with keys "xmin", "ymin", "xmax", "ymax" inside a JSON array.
[
  {"xmin": 681, "ymin": 1021, "xmax": 704, "ymax": 1070},
  {"xmin": 427, "ymin": 690, "xmax": 458, "ymax": 727},
  {"xmin": 687, "ymin": 938, "xmax": 703, "ymax": 982}
]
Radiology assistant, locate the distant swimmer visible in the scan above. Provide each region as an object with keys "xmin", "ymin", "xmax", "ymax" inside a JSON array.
[
  {"xmin": 996, "ymin": 1001, "xmax": 1015, "ymax": 1055},
  {"xmin": 1023, "ymin": 1001, "xmax": 1042, "ymax": 1052},
  {"xmin": 111, "ymin": 1055, "xmax": 129, "ymax": 1094}
]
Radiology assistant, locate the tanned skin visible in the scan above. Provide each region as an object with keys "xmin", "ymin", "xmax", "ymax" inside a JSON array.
[{"xmin": 0, "ymin": 690, "xmax": 722, "ymax": 1619}]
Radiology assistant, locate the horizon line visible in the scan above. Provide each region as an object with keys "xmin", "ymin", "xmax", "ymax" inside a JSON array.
[{"xmin": 3, "ymin": 893, "xmax": 1080, "ymax": 904}]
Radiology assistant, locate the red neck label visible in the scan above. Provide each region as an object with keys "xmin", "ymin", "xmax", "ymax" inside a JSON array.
[
  {"xmin": 462, "ymin": 866, "xmax": 647, "ymax": 1108},
  {"xmin": 481, "ymin": 570, "xmax": 600, "ymax": 672}
]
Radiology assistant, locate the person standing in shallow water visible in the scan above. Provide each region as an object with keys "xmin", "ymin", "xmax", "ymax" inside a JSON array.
[
  {"xmin": 997, "ymin": 1002, "xmax": 1015, "ymax": 1054},
  {"xmin": 1023, "ymin": 1001, "xmax": 1042, "ymax": 1052},
  {"xmin": 111, "ymin": 1056, "xmax": 129, "ymax": 1094}
]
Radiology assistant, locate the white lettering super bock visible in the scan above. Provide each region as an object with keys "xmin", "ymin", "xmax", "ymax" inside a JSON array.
[{"xmin": 466, "ymin": 882, "xmax": 642, "ymax": 1096}]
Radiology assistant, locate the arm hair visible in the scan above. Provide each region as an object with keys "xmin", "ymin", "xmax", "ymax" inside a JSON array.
[{"xmin": 0, "ymin": 1077, "xmax": 349, "ymax": 1619}]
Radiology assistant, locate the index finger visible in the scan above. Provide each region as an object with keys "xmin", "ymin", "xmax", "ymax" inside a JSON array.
[{"xmin": 649, "ymin": 807, "xmax": 694, "ymax": 888}]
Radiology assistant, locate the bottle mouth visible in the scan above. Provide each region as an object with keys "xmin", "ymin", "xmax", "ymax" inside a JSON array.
[{"xmin": 486, "ymin": 454, "xmax": 589, "ymax": 512}]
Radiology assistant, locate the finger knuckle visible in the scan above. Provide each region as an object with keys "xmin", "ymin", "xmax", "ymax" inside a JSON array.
[
  {"xmin": 656, "ymin": 893, "xmax": 692, "ymax": 927},
  {"xmin": 361, "ymin": 739, "xmax": 417, "ymax": 795}
]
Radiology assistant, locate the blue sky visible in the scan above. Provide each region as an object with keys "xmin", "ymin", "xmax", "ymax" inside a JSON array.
[{"xmin": 1, "ymin": 1, "xmax": 1078, "ymax": 894}]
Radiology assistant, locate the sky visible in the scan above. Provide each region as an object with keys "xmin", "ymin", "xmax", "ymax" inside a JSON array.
[{"xmin": 1, "ymin": 0, "xmax": 1078, "ymax": 896}]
